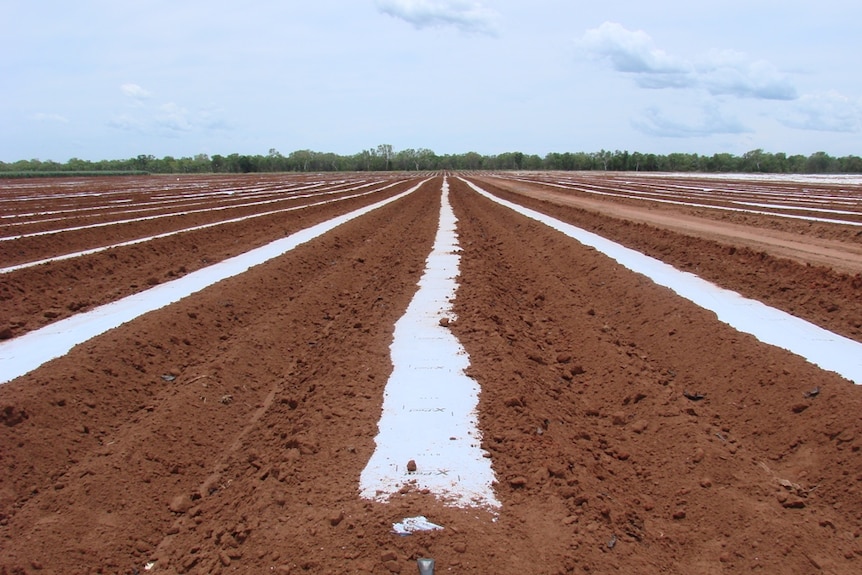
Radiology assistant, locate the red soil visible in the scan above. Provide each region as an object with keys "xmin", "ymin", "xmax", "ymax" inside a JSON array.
[{"xmin": 1, "ymin": 173, "xmax": 861, "ymax": 574}]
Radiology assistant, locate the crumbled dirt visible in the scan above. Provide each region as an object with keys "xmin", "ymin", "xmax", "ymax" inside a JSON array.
[
  {"xmin": 474, "ymin": 174, "xmax": 862, "ymax": 343},
  {"xmin": 0, "ymin": 174, "xmax": 415, "ymax": 336},
  {"xmin": 1, "ymin": 174, "xmax": 861, "ymax": 574}
]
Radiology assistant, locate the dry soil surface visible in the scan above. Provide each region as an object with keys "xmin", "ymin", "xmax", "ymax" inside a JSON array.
[{"xmin": 1, "ymin": 174, "xmax": 862, "ymax": 575}]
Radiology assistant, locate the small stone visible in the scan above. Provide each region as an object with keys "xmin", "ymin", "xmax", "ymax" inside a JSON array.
[
  {"xmin": 558, "ymin": 486, "xmax": 577, "ymax": 499},
  {"xmin": 611, "ymin": 412, "xmax": 627, "ymax": 426},
  {"xmin": 692, "ymin": 448, "xmax": 705, "ymax": 463},
  {"xmin": 406, "ymin": 459, "xmax": 417, "ymax": 472},
  {"xmin": 453, "ymin": 542, "xmax": 467, "ymax": 553},
  {"xmin": 329, "ymin": 510, "xmax": 344, "ymax": 527},
  {"xmin": 791, "ymin": 403, "xmax": 809, "ymax": 414},
  {"xmin": 219, "ymin": 551, "xmax": 231, "ymax": 567},
  {"xmin": 509, "ymin": 476, "xmax": 528, "ymax": 488},
  {"xmin": 640, "ymin": 496, "xmax": 655, "ymax": 511},
  {"xmin": 438, "ymin": 317, "xmax": 450, "ymax": 327},
  {"xmin": 630, "ymin": 420, "xmax": 648, "ymax": 434},
  {"xmin": 380, "ymin": 551, "xmax": 398, "ymax": 563},
  {"xmin": 700, "ymin": 477, "xmax": 712, "ymax": 488},
  {"xmin": 547, "ymin": 463, "xmax": 566, "ymax": 478},
  {"xmin": 504, "ymin": 396, "xmax": 524, "ymax": 408},
  {"xmin": 556, "ymin": 354, "xmax": 572, "ymax": 364},
  {"xmin": 672, "ymin": 509, "xmax": 686, "ymax": 520},
  {"xmin": 169, "ymin": 494, "xmax": 193, "ymax": 514},
  {"xmin": 781, "ymin": 496, "xmax": 806, "ymax": 509}
]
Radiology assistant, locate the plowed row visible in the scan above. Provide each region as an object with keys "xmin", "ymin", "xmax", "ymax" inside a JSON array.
[
  {"xmin": 0, "ymin": 174, "xmax": 419, "ymax": 335},
  {"xmin": 1, "ymin": 174, "xmax": 862, "ymax": 574}
]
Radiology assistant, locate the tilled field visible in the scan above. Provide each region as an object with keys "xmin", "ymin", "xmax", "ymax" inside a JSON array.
[{"xmin": 1, "ymin": 173, "xmax": 862, "ymax": 574}]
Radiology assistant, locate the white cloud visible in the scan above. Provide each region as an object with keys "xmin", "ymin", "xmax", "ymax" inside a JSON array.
[
  {"xmin": 376, "ymin": 0, "xmax": 501, "ymax": 36},
  {"xmin": 578, "ymin": 22, "xmax": 797, "ymax": 101},
  {"xmin": 109, "ymin": 90, "xmax": 227, "ymax": 138},
  {"xmin": 32, "ymin": 113, "xmax": 69, "ymax": 123},
  {"xmin": 579, "ymin": 22, "xmax": 686, "ymax": 75},
  {"xmin": 155, "ymin": 102, "xmax": 193, "ymax": 133},
  {"xmin": 106, "ymin": 114, "xmax": 145, "ymax": 133},
  {"xmin": 632, "ymin": 105, "xmax": 750, "ymax": 138},
  {"xmin": 779, "ymin": 91, "xmax": 862, "ymax": 132},
  {"xmin": 697, "ymin": 50, "xmax": 796, "ymax": 100},
  {"xmin": 120, "ymin": 83, "xmax": 153, "ymax": 101}
]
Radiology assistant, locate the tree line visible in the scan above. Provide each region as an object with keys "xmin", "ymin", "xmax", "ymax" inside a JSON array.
[{"xmin": 2, "ymin": 146, "xmax": 861, "ymax": 176}]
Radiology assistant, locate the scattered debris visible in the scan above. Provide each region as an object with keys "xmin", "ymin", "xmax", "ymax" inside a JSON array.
[
  {"xmin": 683, "ymin": 391, "xmax": 705, "ymax": 401},
  {"xmin": 607, "ymin": 534, "xmax": 617, "ymax": 549},
  {"xmin": 392, "ymin": 516, "xmax": 443, "ymax": 536},
  {"xmin": 803, "ymin": 387, "xmax": 820, "ymax": 398},
  {"xmin": 160, "ymin": 374, "xmax": 176, "ymax": 382}
]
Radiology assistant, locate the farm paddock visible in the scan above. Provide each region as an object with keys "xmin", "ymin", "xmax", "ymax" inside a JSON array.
[{"xmin": 1, "ymin": 172, "xmax": 862, "ymax": 574}]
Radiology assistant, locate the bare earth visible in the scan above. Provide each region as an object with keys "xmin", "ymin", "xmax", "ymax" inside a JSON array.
[
  {"xmin": 1, "ymin": 173, "xmax": 862, "ymax": 574},
  {"xmin": 486, "ymin": 177, "xmax": 862, "ymax": 273}
]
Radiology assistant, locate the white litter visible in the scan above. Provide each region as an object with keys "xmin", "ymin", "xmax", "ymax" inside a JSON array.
[
  {"xmin": 0, "ymin": 179, "xmax": 429, "ymax": 386},
  {"xmin": 462, "ymin": 178, "xmax": 862, "ymax": 385},
  {"xmin": 392, "ymin": 516, "xmax": 444, "ymax": 535},
  {"xmin": 359, "ymin": 178, "xmax": 500, "ymax": 509}
]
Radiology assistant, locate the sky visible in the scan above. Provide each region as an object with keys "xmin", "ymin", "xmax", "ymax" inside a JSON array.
[{"xmin": 3, "ymin": 0, "xmax": 861, "ymax": 162}]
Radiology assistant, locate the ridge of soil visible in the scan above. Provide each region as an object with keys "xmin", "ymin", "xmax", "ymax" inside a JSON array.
[
  {"xmin": 0, "ymin": 179, "xmax": 419, "ymax": 337},
  {"xmin": 0, "ymin": 174, "xmax": 860, "ymax": 574},
  {"xmin": 474, "ymin": 175, "xmax": 862, "ymax": 344}
]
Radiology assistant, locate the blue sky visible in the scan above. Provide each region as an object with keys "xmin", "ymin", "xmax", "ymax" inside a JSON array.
[{"xmin": 3, "ymin": 0, "xmax": 860, "ymax": 161}]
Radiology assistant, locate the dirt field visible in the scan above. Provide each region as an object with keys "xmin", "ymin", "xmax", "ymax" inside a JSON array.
[{"xmin": 2, "ymin": 173, "xmax": 862, "ymax": 574}]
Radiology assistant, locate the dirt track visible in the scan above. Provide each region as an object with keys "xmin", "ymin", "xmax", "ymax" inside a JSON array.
[{"xmin": 2, "ymin": 174, "xmax": 862, "ymax": 574}]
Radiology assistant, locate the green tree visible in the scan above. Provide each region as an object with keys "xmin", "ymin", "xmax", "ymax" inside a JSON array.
[{"xmin": 805, "ymin": 151, "xmax": 834, "ymax": 173}]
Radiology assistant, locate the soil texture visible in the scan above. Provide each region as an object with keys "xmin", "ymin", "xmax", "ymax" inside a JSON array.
[{"xmin": 1, "ymin": 173, "xmax": 861, "ymax": 574}]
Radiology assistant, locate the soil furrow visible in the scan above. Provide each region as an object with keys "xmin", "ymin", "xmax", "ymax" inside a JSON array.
[
  {"xmin": 471, "ymin": 176, "xmax": 862, "ymax": 344},
  {"xmin": 0, "ymin": 180, "xmax": 420, "ymax": 337},
  {"xmin": 0, "ymin": 179, "xmax": 440, "ymax": 572},
  {"xmin": 445, "ymin": 177, "xmax": 862, "ymax": 574},
  {"xmin": 1, "ymin": 174, "xmax": 861, "ymax": 574}
]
